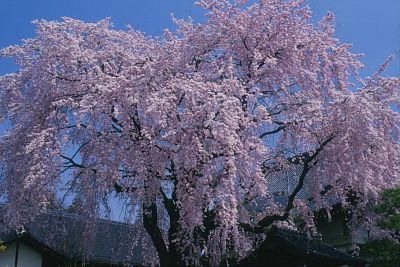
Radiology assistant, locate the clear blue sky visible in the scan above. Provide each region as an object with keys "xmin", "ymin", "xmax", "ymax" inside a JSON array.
[{"xmin": 0, "ymin": 0, "xmax": 399, "ymax": 77}]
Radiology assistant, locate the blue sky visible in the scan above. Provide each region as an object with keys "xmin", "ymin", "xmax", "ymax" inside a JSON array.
[{"xmin": 0, "ymin": 0, "xmax": 399, "ymax": 77}]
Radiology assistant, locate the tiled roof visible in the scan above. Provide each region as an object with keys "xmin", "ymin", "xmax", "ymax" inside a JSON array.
[
  {"xmin": 271, "ymin": 227, "xmax": 364, "ymax": 265},
  {"xmin": 1, "ymin": 212, "xmax": 364, "ymax": 266},
  {"xmin": 265, "ymin": 164, "xmax": 311, "ymax": 198},
  {"xmin": 238, "ymin": 226, "xmax": 366, "ymax": 267},
  {"xmin": 1, "ymin": 212, "xmax": 145, "ymax": 265},
  {"xmin": 264, "ymin": 163, "xmax": 340, "ymax": 207}
]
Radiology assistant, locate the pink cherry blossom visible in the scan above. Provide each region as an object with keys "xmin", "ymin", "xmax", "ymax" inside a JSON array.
[{"xmin": 0, "ymin": 1, "xmax": 399, "ymax": 265}]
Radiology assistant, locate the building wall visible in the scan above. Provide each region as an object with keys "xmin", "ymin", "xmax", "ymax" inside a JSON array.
[
  {"xmin": 0, "ymin": 241, "xmax": 42, "ymax": 267},
  {"xmin": 0, "ymin": 242, "xmax": 16, "ymax": 267},
  {"xmin": 317, "ymin": 207, "xmax": 368, "ymax": 253},
  {"xmin": 317, "ymin": 211, "xmax": 352, "ymax": 252}
]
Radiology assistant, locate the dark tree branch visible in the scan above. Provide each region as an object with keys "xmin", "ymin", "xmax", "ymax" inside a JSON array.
[
  {"xmin": 259, "ymin": 125, "xmax": 286, "ymax": 139},
  {"xmin": 141, "ymin": 168, "xmax": 170, "ymax": 267},
  {"xmin": 159, "ymin": 161, "xmax": 184, "ymax": 265},
  {"xmin": 47, "ymin": 71, "xmax": 82, "ymax": 82},
  {"xmin": 143, "ymin": 200, "xmax": 169, "ymax": 266},
  {"xmin": 100, "ymin": 63, "xmax": 119, "ymax": 77},
  {"xmin": 258, "ymin": 135, "xmax": 334, "ymax": 228},
  {"xmin": 241, "ymin": 134, "xmax": 335, "ymax": 233},
  {"xmin": 60, "ymin": 154, "xmax": 97, "ymax": 174}
]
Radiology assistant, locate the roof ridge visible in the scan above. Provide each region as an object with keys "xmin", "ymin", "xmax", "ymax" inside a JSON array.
[{"xmin": 44, "ymin": 210, "xmax": 140, "ymax": 229}]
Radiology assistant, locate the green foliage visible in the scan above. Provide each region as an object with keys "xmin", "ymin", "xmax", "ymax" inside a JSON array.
[
  {"xmin": 361, "ymin": 188, "xmax": 400, "ymax": 266},
  {"xmin": 373, "ymin": 188, "xmax": 400, "ymax": 231},
  {"xmin": 0, "ymin": 240, "xmax": 5, "ymax": 252},
  {"xmin": 361, "ymin": 239, "xmax": 400, "ymax": 267}
]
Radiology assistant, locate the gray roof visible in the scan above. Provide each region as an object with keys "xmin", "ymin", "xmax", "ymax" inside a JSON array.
[
  {"xmin": 265, "ymin": 164, "xmax": 311, "ymax": 199},
  {"xmin": 238, "ymin": 226, "xmax": 366, "ymax": 267},
  {"xmin": 1, "ymin": 212, "xmax": 145, "ymax": 266},
  {"xmin": 1, "ymin": 208, "xmax": 363, "ymax": 267},
  {"xmin": 264, "ymin": 163, "xmax": 340, "ymax": 207},
  {"xmin": 270, "ymin": 227, "xmax": 364, "ymax": 265}
]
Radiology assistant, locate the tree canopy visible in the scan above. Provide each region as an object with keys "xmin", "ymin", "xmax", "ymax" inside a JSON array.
[{"xmin": 0, "ymin": 0, "xmax": 399, "ymax": 266}]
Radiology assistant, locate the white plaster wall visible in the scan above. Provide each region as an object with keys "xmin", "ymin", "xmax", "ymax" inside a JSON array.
[
  {"xmin": 0, "ymin": 242, "xmax": 16, "ymax": 267},
  {"xmin": 0, "ymin": 241, "xmax": 42, "ymax": 267},
  {"xmin": 352, "ymin": 228, "xmax": 369, "ymax": 244},
  {"xmin": 17, "ymin": 243, "xmax": 42, "ymax": 267}
]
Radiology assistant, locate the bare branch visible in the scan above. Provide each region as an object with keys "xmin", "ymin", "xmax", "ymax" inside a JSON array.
[{"xmin": 259, "ymin": 125, "xmax": 286, "ymax": 139}]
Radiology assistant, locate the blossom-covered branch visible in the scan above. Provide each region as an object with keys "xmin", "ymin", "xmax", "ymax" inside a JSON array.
[{"xmin": 0, "ymin": 0, "xmax": 399, "ymax": 266}]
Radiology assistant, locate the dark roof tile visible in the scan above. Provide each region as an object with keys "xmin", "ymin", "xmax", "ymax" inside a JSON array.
[{"xmin": 1, "ymin": 212, "xmax": 145, "ymax": 265}]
